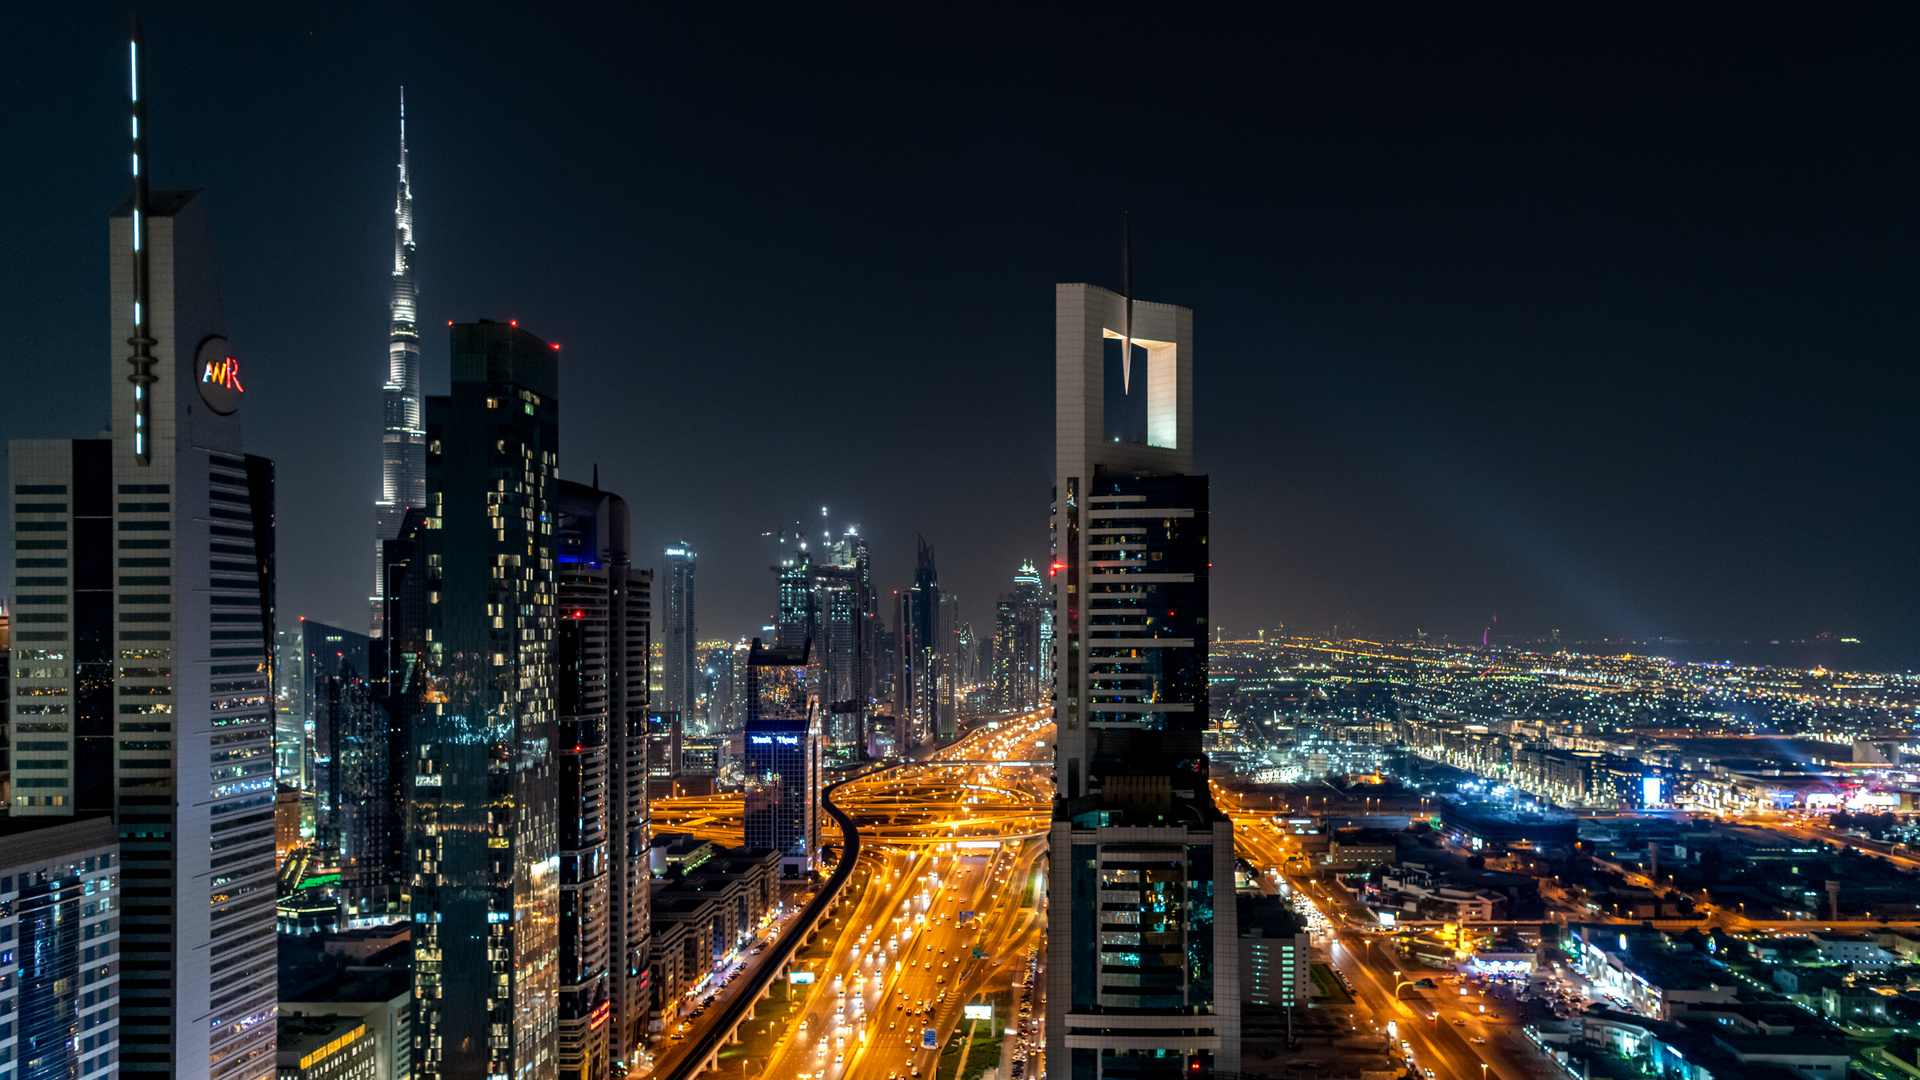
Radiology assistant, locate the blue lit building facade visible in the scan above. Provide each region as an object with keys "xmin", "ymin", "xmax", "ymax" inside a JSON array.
[
  {"xmin": 0, "ymin": 816, "xmax": 120, "ymax": 1080},
  {"xmin": 742, "ymin": 640, "xmax": 818, "ymax": 876}
]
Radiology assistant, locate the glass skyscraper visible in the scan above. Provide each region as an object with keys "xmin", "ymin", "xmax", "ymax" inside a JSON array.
[{"xmin": 401, "ymin": 320, "xmax": 560, "ymax": 1080}]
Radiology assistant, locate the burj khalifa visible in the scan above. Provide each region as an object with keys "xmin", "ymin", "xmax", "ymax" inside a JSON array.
[{"xmin": 372, "ymin": 90, "xmax": 423, "ymax": 633}]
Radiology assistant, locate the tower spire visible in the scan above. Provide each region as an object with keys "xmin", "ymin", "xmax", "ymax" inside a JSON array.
[
  {"xmin": 372, "ymin": 85, "xmax": 425, "ymax": 633},
  {"xmin": 1121, "ymin": 212, "xmax": 1134, "ymax": 394},
  {"xmin": 125, "ymin": 15, "xmax": 157, "ymax": 464}
]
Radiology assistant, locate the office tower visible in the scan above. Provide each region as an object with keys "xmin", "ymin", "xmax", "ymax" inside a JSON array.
[
  {"xmin": 6, "ymin": 45, "xmax": 279, "ymax": 1075},
  {"xmin": 774, "ymin": 549, "xmax": 816, "ymax": 649},
  {"xmin": 1046, "ymin": 277, "xmax": 1237, "ymax": 1078},
  {"xmin": 371, "ymin": 93, "xmax": 424, "ymax": 635},
  {"xmin": 900, "ymin": 539, "xmax": 942, "ymax": 748},
  {"xmin": 937, "ymin": 594, "xmax": 959, "ymax": 734},
  {"xmin": 742, "ymin": 639, "xmax": 817, "ymax": 876},
  {"xmin": 401, "ymin": 320, "xmax": 559, "ymax": 1080},
  {"xmin": 661, "ymin": 545, "xmax": 696, "ymax": 721},
  {"xmin": 275, "ymin": 624, "xmax": 307, "ymax": 785},
  {"xmin": 305, "ymin": 620, "xmax": 400, "ymax": 926},
  {"xmin": 993, "ymin": 561, "xmax": 1046, "ymax": 713},
  {"xmin": 815, "ymin": 531, "xmax": 873, "ymax": 764},
  {"xmin": 702, "ymin": 643, "xmax": 736, "ymax": 731},
  {"xmin": 0, "ymin": 815, "xmax": 121, "ymax": 1079},
  {"xmin": 552, "ymin": 479, "xmax": 647, "ymax": 1080}
]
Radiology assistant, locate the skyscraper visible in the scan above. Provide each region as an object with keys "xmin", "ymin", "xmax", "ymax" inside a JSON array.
[
  {"xmin": 900, "ymin": 537, "xmax": 943, "ymax": 748},
  {"xmin": 993, "ymin": 561, "xmax": 1045, "ymax": 713},
  {"xmin": 6, "ymin": 34, "xmax": 280, "ymax": 1074},
  {"xmin": 305, "ymin": 619, "xmax": 400, "ymax": 926},
  {"xmin": 401, "ymin": 320, "xmax": 560, "ymax": 1080},
  {"xmin": 661, "ymin": 544, "xmax": 696, "ymax": 723},
  {"xmin": 371, "ymin": 92, "xmax": 424, "ymax": 635},
  {"xmin": 552, "ymin": 479, "xmax": 652, "ymax": 1079},
  {"xmin": 1046, "ymin": 276, "xmax": 1236, "ymax": 1078},
  {"xmin": 742, "ymin": 639, "xmax": 818, "ymax": 877}
]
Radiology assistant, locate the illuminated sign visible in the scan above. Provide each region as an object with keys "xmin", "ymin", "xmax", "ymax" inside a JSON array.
[
  {"xmin": 789, "ymin": 971, "xmax": 815, "ymax": 985},
  {"xmin": 1642, "ymin": 776, "xmax": 1663, "ymax": 807},
  {"xmin": 963, "ymin": 1003, "xmax": 993, "ymax": 1021},
  {"xmin": 749, "ymin": 735, "xmax": 772, "ymax": 745},
  {"xmin": 922, "ymin": 1028, "xmax": 938, "ymax": 1050},
  {"xmin": 776, "ymin": 735, "xmax": 799, "ymax": 746},
  {"xmin": 194, "ymin": 335, "xmax": 243, "ymax": 414}
]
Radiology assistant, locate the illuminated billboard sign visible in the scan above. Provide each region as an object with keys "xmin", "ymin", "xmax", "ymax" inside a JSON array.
[
  {"xmin": 790, "ymin": 970, "xmax": 815, "ymax": 985},
  {"xmin": 963, "ymin": 1002, "xmax": 993, "ymax": 1021},
  {"xmin": 195, "ymin": 335, "xmax": 244, "ymax": 414}
]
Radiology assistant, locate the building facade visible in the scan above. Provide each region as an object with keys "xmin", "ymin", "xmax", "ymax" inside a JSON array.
[
  {"xmin": 743, "ymin": 640, "xmax": 818, "ymax": 877},
  {"xmin": 0, "ymin": 816, "xmax": 121, "ymax": 1079},
  {"xmin": 7, "ymin": 153, "xmax": 280, "ymax": 1075},
  {"xmin": 1045, "ymin": 281, "xmax": 1238, "ymax": 1079},
  {"xmin": 661, "ymin": 546, "xmax": 696, "ymax": 723},
  {"xmin": 401, "ymin": 321, "xmax": 560, "ymax": 1080}
]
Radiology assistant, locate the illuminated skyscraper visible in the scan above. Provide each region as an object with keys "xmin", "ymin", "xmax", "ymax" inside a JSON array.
[
  {"xmin": 553, "ymin": 480, "xmax": 653, "ymax": 1079},
  {"xmin": 1046, "ymin": 271, "xmax": 1236, "ymax": 1078},
  {"xmin": 742, "ymin": 639, "xmax": 818, "ymax": 876},
  {"xmin": 371, "ymin": 91, "xmax": 424, "ymax": 634},
  {"xmin": 402, "ymin": 320, "xmax": 560, "ymax": 1080},
  {"xmin": 6, "ymin": 32, "xmax": 279, "ymax": 1075},
  {"xmin": 661, "ymin": 544, "xmax": 696, "ymax": 721}
]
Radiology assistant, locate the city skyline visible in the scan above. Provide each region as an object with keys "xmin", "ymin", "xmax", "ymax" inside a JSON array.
[{"xmin": 3, "ymin": 7, "xmax": 1914, "ymax": 664}]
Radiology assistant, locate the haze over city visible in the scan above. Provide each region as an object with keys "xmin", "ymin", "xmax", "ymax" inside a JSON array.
[{"xmin": 4, "ymin": 5, "xmax": 1913, "ymax": 663}]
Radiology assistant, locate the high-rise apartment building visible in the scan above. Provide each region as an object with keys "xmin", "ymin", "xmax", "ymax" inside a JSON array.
[
  {"xmin": 742, "ymin": 639, "xmax": 817, "ymax": 876},
  {"xmin": 551, "ymin": 480, "xmax": 652, "ymax": 1080},
  {"xmin": 661, "ymin": 545, "xmax": 696, "ymax": 722},
  {"xmin": 1046, "ymin": 280, "xmax": 1237, "ymax": 1078},
  {"xmin": 400, "ymin": 320, "xmax": 560, "ymax": 1080},
  {"xmin": 6, "ymin": 52, "xmax": 279, "ymax": 1075},
  {"xmin": 371, "ymin": 93, "xmax": 425, "ymax": 635},
  {"xmin": 0, "ymin": 815, "xmax": 122, "ymax": 1079}
]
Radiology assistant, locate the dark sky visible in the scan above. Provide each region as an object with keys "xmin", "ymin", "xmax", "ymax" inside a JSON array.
[{"xmin": 4, "ymin": 5, "xmax": 1916, "ymax": 663}]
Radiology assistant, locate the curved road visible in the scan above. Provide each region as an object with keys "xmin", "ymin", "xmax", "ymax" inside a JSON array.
[{"xmin": 658, "ymin": 765, "xmax": 883, "ymax": 1080}]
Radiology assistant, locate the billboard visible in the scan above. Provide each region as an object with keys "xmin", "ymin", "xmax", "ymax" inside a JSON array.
[
  {"xmin": 790, "ymin": 970, "xmax": 815, "ymax": 984},
  {"xmin": 964, "ymin": 1002, "xmax": 994, "ymax": 1022}
]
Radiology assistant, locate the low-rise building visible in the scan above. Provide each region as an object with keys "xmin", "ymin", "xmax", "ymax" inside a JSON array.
[
  {"xmin": 1812, "ymin": 933, "xmax": 1894, "ymax": 968},
  {"xmin": 1237, "ymin": 895, "xmax": 1310, "ymax": 1009},
  {"xmin": 276, "ymin": 1014, "xmax": 377, "ymax": 1080},
  {"xmin": 647, "ymin": 842, "xmax": 782, "ymax": 1031}
]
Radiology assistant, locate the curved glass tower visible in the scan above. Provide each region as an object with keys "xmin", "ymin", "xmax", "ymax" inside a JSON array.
[{"xmin": 372, "ymin": 90, "xmax": 424, "ymax": 632}]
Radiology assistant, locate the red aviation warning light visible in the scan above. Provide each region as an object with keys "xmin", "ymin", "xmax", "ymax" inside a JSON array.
[{"xmin": 1049, "ymin": 561, "xmax": 1065, "ymax": 577}]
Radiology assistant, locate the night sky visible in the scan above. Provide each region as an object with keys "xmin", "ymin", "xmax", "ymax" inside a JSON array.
[{"xmin": 4, "ymin": 6, "xmax": 1915, "ymax": 666}]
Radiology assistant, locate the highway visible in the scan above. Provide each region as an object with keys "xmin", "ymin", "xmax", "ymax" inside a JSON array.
[
  {"xmin": 651, "ymin": 762, "xmax": 879, "ymax": 1080},
  {"xmin": 747, "ymin": 710, "xmax": 1054, "ymax": 1080}
]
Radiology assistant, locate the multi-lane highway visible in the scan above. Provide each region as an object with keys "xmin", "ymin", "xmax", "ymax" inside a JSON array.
[{"xmin": 722, "ymin": 710, "xmax": 1054, "ymax": 1080}]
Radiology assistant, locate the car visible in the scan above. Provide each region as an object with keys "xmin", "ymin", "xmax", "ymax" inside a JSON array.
[{"xmin": 1470, "ymin": 1036, "xmax": 1487, "ymax": 1045}]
